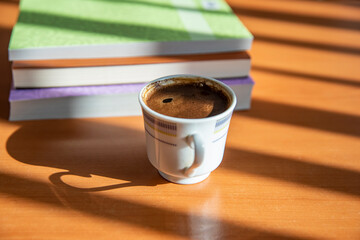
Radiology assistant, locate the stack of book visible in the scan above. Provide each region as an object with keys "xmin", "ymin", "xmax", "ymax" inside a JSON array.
[{"xmin": 8, "ymin": 0, "xmax": 254, "ymax": 121}]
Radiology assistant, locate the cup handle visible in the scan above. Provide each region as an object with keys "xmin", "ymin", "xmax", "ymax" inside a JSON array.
[{"xmin": 184, "ymin": 134, "xmax": 205, "ymax": 177}]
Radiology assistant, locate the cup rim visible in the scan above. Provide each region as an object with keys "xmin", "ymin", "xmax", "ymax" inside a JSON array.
[{"xmin": 138, "ymin": 74, "xmax": 237, "ymax": 123}]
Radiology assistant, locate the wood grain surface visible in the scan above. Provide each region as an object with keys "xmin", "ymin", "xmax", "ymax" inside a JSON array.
[{"xmin": 0, "ymin": 0, "xmax": 359, "ymax": 239}]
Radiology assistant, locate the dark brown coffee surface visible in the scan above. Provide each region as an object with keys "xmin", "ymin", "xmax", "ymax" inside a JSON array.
[{"xmin": 145, "ymin": 82, "xmax": 230, "ymax": 119}]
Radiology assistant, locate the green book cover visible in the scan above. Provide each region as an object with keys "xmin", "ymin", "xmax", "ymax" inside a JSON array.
[{"xmin": 9, "ymin": 0, "xmax": 253, "ymax": 60}]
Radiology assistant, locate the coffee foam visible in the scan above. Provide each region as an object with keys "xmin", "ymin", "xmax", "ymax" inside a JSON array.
[
  {"xmin": 143, "ymin": 77, "xmax": 231, "ymax": 103},
  {"xmin": 143, "ymin": 77, "xmax": 231, "ymax": 119}
]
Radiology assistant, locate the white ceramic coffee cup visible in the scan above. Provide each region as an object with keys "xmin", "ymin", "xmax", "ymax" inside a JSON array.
[{"xmin": 139, "ymin": 75, "xmax": 236, "ymax": 184}]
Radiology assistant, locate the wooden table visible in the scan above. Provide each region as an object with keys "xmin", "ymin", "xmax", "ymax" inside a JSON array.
[{"xmin": 1, "ymin": 0, "xmax": 359, "ymax": 239}]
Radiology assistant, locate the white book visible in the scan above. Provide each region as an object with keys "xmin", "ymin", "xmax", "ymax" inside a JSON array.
[{"xmin": 12, "ymin": 52, "xmax": 251, "ymax": 88}]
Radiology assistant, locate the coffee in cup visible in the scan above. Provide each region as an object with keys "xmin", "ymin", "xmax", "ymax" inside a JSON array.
[
  {"xmin": 139, "ymin": 75, "xmax": 236, "ymax": 184},
  {"xmin": 143, "ymin": 78, "xmax": 231, "ymax": 119}
]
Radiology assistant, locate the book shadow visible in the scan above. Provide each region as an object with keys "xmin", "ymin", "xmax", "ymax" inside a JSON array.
[{"xmin": 6, "ymin": 119, "xmax": 167, "ymax": 191}]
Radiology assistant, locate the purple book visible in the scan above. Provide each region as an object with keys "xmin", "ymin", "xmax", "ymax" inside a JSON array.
[{"xmin": 9, "ymin": 76, "xmax": 254, "ymax": 121}]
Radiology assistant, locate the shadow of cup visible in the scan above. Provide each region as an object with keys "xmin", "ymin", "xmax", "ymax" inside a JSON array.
[{"xmin": 6, "ymin": 119, "xmax": 165, "ymax": 191}]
